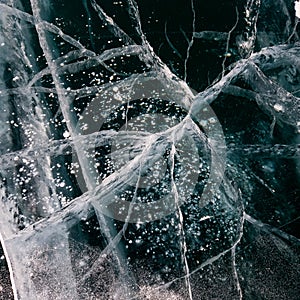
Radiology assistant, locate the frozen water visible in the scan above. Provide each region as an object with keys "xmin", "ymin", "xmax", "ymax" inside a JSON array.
[{"xmin": 0, "ymin": 0, "xmax": 299, "ymax": 299}]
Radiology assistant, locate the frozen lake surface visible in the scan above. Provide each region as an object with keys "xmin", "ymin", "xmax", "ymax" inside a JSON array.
[{"xmin": 0, "ymin": 0, "xmax": 299, "ymax": 299}]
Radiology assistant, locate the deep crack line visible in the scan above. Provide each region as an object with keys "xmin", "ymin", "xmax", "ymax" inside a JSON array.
[
  {"xmin": 170, "ymin": 141, "xmax": 193, "ymax": 300},
  {"xmin": 184, "ymin": 0, "xmax": 196, "ymax": 82}
]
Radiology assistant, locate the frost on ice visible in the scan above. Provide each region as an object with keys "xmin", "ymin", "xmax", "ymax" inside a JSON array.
[{"xmin": 0, "ymin": 0, "xmax": 300, "ymax": 299}]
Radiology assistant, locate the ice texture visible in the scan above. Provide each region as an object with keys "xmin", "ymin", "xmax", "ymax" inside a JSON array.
[{"xmin": 0, "ymin": 0, "xmax": 299, "ymax": 299}]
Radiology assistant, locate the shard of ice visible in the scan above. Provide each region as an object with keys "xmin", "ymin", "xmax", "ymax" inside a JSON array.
[{"xmin": 0, "ymin": 0, "xmax": 299, "ymax": 299}]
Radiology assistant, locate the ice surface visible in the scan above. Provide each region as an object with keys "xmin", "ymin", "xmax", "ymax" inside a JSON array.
[{"xmin": 0, "ymin": 0, "xmax": 299, "ymax": 299}]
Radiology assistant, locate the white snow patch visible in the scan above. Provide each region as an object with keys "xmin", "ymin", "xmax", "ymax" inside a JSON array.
[{"xmin": 295, "ymin": 0, "xmax": 300, "ymax": 18}]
